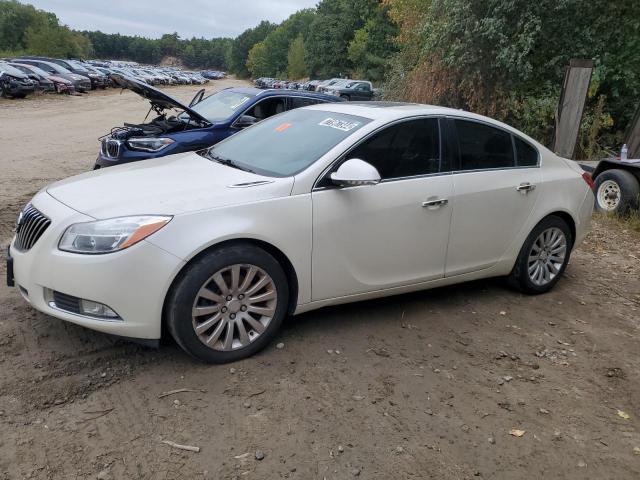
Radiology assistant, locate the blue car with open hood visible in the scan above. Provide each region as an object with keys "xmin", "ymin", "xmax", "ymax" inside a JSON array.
[{"xmin": 95, "ymin": 74, "xmax": 342, "ymax": 169}]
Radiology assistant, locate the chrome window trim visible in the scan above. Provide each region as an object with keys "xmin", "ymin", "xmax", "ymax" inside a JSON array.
[
  {"xmin": 449, "ymin": 165, "xmax": 540, "ymax": 175},
  {"xmin": 312, "ymin": 170, "xmax": 452, "ymax": 192},
  {"xmin": 312, "ymin": 115, "xmax": 445, "ymax": 191}
]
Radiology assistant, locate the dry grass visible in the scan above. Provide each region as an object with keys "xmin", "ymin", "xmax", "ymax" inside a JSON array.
[
  {"xmin": 590, "ymin": 212, "xmax": 640, "ymax": 247},
  {"xmin": 596, "ymin": 211, "xmax": 640, "ymax": 235}
]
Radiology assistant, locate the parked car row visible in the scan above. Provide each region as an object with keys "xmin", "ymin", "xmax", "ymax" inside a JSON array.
[
  {"xmin": 253, "ymin": 77, "xmax": 378, "ymax": 101},
  {"xmin": 201, "ymin": 70, "xmax": 226, "ymax": 80},
  {"xmin": 87, "ymin": 61, "xmax": 214, "ymax": 86},
  {"xmin": 1, "ymin": 56, "xmax": 226, "ymax": 99}
]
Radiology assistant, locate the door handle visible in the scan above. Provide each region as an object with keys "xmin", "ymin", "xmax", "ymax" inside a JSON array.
[
  {"xmin": 422, "ymin": 198, "xmax": 448, "ymax": 208},
  {"xmin": 516, "ymin": 182, "xmax": 536, "ymax": 193}
]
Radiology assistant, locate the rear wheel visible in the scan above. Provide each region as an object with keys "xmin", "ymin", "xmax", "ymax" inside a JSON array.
[
  {"xmin": 594, "ymin": 169, "xmax": 640, "ymax": 214},
  {"xmin": 166, "ymin": 244, "xmax": 289, "ymax": 363},
  {"xmin": 508, "ymin": 216, "xmax": 573, "ymax": 294}
]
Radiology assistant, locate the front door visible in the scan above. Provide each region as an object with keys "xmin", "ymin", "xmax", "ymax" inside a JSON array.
[{"xmin": 311, "ymin": 117, "xmax": 453, "ymax": 301}]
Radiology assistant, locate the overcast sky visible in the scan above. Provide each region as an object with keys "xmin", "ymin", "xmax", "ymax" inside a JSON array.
[{"xmin": 19, "ymin": 0, "xmax": 318, "ymax": 39}]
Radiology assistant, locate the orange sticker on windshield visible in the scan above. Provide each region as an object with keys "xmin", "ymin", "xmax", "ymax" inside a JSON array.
[{"xmin": 275, "ymin": 123, "xmax": 292, "ymax": 132}]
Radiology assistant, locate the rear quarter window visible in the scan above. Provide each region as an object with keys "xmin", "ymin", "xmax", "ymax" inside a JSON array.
[{"xmin": 514, "ymin": 137, "xmax": 539, "ymax": 167}]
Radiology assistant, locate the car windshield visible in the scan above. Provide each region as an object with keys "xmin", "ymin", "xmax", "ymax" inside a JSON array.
[
  {"xmin": 204, "ymin": 109, "xmax": 372, "ymax": 177},
  {"xmin": 45, "ymin": 62, "xmax": 72, "ymax": 74},
  {"xmin": 190, "ymin": 90, "xmax": 258, "ymax": 123},
  {"xmin": 0, "ymin": 63, "xmax": 26, "ymax": 77},
  {"xmin": 18, "ymin": 64, "xmax": 49, "ymax": 77},
  {"xmin": 68, "ymin": 60, "xmax": 88, "ymax": 72}
]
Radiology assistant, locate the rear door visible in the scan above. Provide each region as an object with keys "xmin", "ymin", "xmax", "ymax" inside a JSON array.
[{"xmin": 444, "ymin": 118, "xmax": 542, "ymax": 276}]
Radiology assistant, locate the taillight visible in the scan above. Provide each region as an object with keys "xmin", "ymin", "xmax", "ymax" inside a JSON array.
[{"xmin": 582, "ymin": 172, "xmax": 595, "ymax": 191}]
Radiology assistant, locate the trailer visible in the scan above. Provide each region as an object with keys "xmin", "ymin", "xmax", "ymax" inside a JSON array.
[{"xmin": 590, "ymin": 158, "xmax": 640, "ymax": 213}]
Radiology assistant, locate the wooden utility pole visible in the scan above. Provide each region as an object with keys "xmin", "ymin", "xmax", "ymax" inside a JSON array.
[
  {"xmin": 625, "ymin": 105, "xmax": 640, "ymax": 159},
  {"xmin": 552, "ymin": 59, "xmax": 594, "ymax": 159}
]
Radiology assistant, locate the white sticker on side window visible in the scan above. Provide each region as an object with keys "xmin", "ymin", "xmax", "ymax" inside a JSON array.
[{"xmin": 318, "ymin": 118, "xmax": 360, "ymax": 131}]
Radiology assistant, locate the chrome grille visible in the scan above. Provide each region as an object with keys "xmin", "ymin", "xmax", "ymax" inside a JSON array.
[
  {"xmin": 101, "ymin": 138, "xmax": 121, "ymax": 158},
  {"xmin": 14, "ymin": 205, "xmax": 51, "ymax": 251}
]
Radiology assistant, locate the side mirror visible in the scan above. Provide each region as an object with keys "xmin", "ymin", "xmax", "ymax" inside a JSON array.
[
  {"xmin": 330, "ymin": 159, "xmax": 381, "ymax": 187},
  {"xmin": 234, "ymin": 115, "xmax": 259, "ymax": 129}
]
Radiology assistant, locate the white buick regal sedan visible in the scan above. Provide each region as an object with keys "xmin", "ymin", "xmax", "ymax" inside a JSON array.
[{"xmin": 7, "ymin": 102, "xmax": 594, "ymax": 362}]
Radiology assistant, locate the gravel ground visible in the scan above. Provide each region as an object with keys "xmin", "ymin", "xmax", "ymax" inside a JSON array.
[{"xmin": 1, "ymin": 83, "xmax": 639, "ymax": 480}]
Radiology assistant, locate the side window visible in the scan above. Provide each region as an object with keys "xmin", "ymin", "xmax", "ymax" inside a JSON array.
[
  {"xmin": 454, "ymin": 120, "xmax": 515, "ymax": 171},
  {"xmin": 245, "ymin": 97, "xmax": 286, "ymax": 120},
  {"xmin": 348, "ymin": 118, "xmax": 441, "ymax": 180},
  {"xmin": 289, "ymin": 97, "xmax": 320, "ymax": 109},
  {"xmin": 514, "ymin": 136, "xmax": 539, "ymax": 167}
]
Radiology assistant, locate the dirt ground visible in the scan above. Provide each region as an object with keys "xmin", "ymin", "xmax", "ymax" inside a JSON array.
[{"xmin": 1, "ymin": 83, "xmax": 639, "ymax": 480}]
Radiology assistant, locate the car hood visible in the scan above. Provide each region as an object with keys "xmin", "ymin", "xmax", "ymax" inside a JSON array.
[
  {"xmin": 49, "ymin": 75, "xmax": 71, "ymax": 84},
  {"xmin": 46, "ymin": 152, "xmax": 294, "ymax": 218},
  {"xmin": 110, "ymin": 73, "xmax": 210, "ymax": 124},
  {"xmin": 0, "ymin": 66, "xmax": 28, "ymax": 80}
]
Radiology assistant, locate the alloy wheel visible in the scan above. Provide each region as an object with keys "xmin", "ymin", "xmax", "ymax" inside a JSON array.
[
  {"xmin": 527, "ymin": 227, "xmax": 567, "ymax": 286},
  {"xmin": 191, "ymin": 264, "xmax": 277, "ymax": 351}
]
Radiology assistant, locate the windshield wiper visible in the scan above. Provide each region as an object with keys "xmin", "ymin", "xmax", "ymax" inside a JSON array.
[{"xmin": 206, "ymin": 152, "xmax": 256, "ymax": 174}]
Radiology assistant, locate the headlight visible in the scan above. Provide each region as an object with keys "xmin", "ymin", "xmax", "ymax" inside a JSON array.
[
  {"xmin": 126, "ymin": 137, "xmax": 175, "ymax": 152},
  {"xmin": 59, "ymin": 215, "xmax": 172, "ymax": 254}
]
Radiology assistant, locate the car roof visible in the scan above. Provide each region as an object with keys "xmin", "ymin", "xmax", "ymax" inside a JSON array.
[
  {"xmin": 223, "ymin": 87, "xmax": 340, "ymax": 101},
  {"xmin": 305, "ymin": 101, "xmax": 539, "ymax": 140}
]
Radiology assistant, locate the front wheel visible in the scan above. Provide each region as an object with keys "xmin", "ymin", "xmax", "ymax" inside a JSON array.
[
  {"xmin": 166, "ymin": 244, "xmax": 289, "ymax": 363},
  {"xmin": 508, "ymin": 216, "xmax": 573, "ymax": 294},
  {"xmin": 594, "ymin": 169, "xmax": 640, "ymax": 214}
]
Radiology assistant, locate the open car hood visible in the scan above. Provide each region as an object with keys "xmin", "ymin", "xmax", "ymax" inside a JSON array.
[{"xmin": 110, "ymin": 73, "xmax": 210, "ymax": 124}]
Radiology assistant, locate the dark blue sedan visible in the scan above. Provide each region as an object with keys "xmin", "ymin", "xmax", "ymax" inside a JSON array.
[{"xmin": 95, "ymin": 75, "xmax": 342, "ymax": 168}]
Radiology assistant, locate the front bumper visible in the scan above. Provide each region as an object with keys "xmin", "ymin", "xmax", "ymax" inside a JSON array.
[
  {"xmin": 94, "ymin": 148, "xmax": 160, "ymax": 168},
  {"xmin": 74, "ymin": 79, "xmax": 91, "ymax": 92},
  {"xmin": 9, "ymin": 193, "xmax": 185, "ymax": 339},
  {"xmin": 3, "ymin": 83, "xmax": 35, "ymax": 96}
]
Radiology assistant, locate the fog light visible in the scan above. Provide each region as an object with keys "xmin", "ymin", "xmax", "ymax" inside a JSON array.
[{"xmin": 80, "ymin": 299, "xmax": 119, "ymax": 319}]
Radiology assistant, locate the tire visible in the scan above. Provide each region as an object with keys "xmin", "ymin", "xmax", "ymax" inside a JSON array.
[
  {"xmin": 508, "ymin": 215, "xmax": 573, "ymax": 294},
  {"xmin": 340, "ymin": 94, "xmax": 350, "ymax": 101},
  {"xmin": 594, "ymin": 169, "xmax": 640, "ymax": 214},
  {"xmin": 166, "ymin": 243, "xmax": 289, "ymax": 363}
]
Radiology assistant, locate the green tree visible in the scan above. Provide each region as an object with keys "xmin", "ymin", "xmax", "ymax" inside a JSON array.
[
  {"xmin": 287, "ymin": 34, "xmax": 308, "ymax": 79},
  {"xmin": 258, "ymin": 9, "xmax": 315, "ymax": 77},
  {"xmin": 347, "ymin": 5, "xmax": 396, "ymax": 82},
  {"xmin": 246, "ymin": 41, "xmax": 269, "ymax": 77},
  {"xmin": 305, "ymin": 0, "xmax": 389, "ymax": 78},
  {"xmin": 229, "ymin": 20, "xmax": 276, "ymax": 77},
  {"xmin": 383, "ymin": 0, "xmax": 640, "ymax": 156}
]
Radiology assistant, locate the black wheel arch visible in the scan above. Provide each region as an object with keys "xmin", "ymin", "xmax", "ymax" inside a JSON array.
[
  {"xmin": 546, "ymin": 211, "xmax": 576, "ymax": 247},
  {"xmin": 161, "ymin": 238, "xmax": 299, "ymax": 338}
]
